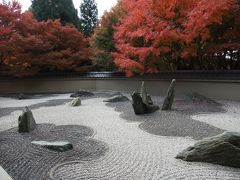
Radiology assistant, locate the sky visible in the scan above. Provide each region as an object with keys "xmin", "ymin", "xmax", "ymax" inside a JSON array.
[{"xmin": 2, "ymin": 0, "xmax": 118, "ymax": 18}]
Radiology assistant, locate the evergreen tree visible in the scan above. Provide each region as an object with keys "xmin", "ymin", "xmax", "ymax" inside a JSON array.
[
  {"xmin": 80, "ymin": 0, "xmax": 98, "ymax": 37},
  {"xmin": 91, "ymin": 1, "xmax": 124, "ymax": 71},
  {"xmin": 30, "ymin": 0, "xmax": 80, "ymax": 29}
]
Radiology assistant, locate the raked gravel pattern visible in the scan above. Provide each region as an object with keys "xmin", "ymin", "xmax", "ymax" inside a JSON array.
[
  {"xmin": 192, "ymin": 100, "xmax": 240, "ymax": 132},
  {"xmin": 0, "ymin": 124, "xmax": 108, "ymax": 180},
  {"xmin": 0, "ymin": 93, "xmax": 240, "ymax": 179},
  {"xmin": 107, "ymin": 96, "xmax": 225, "ymax": 140}
]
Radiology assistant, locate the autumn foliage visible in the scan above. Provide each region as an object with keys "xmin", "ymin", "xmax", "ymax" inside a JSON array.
[
  {"xmin": 0, "ymin": 1, "xmax": 92, "ymax": 76},
  {"xmin": 113, "ymin": 0, "xmax": 240, "ymax": 76},
  {"xmin": 1, "ymin": 0, "xmax": 239, "ymax": 77}
]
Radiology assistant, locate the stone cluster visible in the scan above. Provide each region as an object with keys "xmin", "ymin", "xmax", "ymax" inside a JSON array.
[
  {"xmin": 131, "ymin": 82, "xmax": 159, "ymax": 114},
  {"xmin": 18, "ymin": 107, "xmax": 73, "ymax": 152}
]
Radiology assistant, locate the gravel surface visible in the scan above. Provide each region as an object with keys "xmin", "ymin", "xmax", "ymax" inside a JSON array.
[
  {"xmin": 0, "ymin": 92, "xmax": 239, "ymax": 180},
  {"xmin": 0, "ymin": 124, "xmax": 108, "ymax": 180},
  {"xmin": 107, "ymin": 96, "xmax": 225, "ymax": 140},
  {"xmin": 0, "ymin": 99, "xmax": 71, "ymax": 118},
  {"xmin": 192, "ymin": 100, "xmax": 240, "ymax": 132}
]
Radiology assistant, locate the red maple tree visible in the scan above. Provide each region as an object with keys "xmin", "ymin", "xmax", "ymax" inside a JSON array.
[
  {"xmin": 0, "ymin": 1, "xmax": 92, "ymax": 76},
  {"xmin": 0, "ymin": 1, "xmax": 21, "ymax": 68},
  {"xmin": 113, "ymin": 0, "xmax": 240, "ymax": 76}
]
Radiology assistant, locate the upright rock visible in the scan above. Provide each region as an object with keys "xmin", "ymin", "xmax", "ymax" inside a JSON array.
[
  {"xmin": 162, "ymin": 79, "xmax": 176, "ymax": 110},
  {"xmin": 132, "ymin": 92, "xmax": 145, "ymax": 114},
  {"xmin": 176, "ymin": 132, "xmax": 240, "ymax": 168},
  {"xmin": 69, "ymin": 97, "xmax": 81, "ymax": 107},
  {"xmin": 132, "ymin": 92, "xmax": 159, "ymax": 115},
  {"xmin": 140, "ymin": 81, "xmax": 153, "ymax": 105},
  {"xmin": 141, "ymin": 81, "xmax": 148, "ymax": 103},
  {"xmin": 18, "ymin": 107, "xmax": 37, "ymax": 133}
]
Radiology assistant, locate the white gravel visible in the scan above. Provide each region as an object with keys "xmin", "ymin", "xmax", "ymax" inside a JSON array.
[
  {"xmin": 0, "ymin": 94, "xmax": 71, "ymax": 108},
  {"xmin": 0, "ymin": 94, "xmax": 240, "ymax": 179},
  {"xmin": 192, "ymin": 100, "xmax": 240, "ymax": 132}
]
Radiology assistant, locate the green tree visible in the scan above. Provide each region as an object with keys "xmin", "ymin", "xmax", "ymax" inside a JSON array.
[
  {"xmin": 30, "ymin": 0, "xmax": 80, "ymax": 29},
  {"xmin": 91, "ymin": 1, "xmax": 124, "ymax": 71},
  {"xmin": 80, "ymin": 0, "xmax": 98, "ymax": 37}
]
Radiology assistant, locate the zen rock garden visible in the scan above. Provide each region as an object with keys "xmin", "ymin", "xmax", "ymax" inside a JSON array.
[
  {"xmin": 0, "ymin": 82, "xmax": 240, "ymax": 179},
  {"xmin": 18, "ymin": 107, "xmax": 73, "ymax": 152}
]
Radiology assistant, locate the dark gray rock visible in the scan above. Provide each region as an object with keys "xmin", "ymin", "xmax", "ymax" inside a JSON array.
[
  {"xmin": 69, "ymin": 97, "xmax": 81, "ymax": 106},
  {"xmin": 17, "ymin": 93, "xmax": 28, "ymax": 100},
  {"xmin": 162, "ymin": 79, "xmax": 176, "ymax": 110},
  {"xmin": 103, "ymin": 94, "xmax": 129, "ymax": 103},
  {"xmin": 18, "ymin": 107, "xmax": 37, "ymax": 133},
  {"xmin": 176, "ymin": 132, "xmax": 240, "ymax": 168},
  {"xmin": 132, "ymin": 92, "xmax": 145, "ymax": 114},
  {"xmin": 132, "ymin": 92, "xmax": 159, "ymax": 114},
  {"xmin": 70, "ymin": 90, "xmax": 94, "ymax": 98},
  {"xmin": 31, "ymin": 141, "xmax": 73, "ymax": 152}
]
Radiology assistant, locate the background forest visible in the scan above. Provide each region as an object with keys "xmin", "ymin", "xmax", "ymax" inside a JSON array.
[{"xmin": 0, "ymin": 0, "xmax": 239, "ymax": 77}]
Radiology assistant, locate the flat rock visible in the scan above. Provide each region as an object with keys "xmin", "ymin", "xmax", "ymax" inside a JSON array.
[
  {"xmin": 103, "ymin": 94, "xmax": 129, "ymax": 102},
  {"xmin": 18, "ymin": 107, "xmax": 36, "ymax": 133},
  {"xmin": 17, "ymin": 93, "xmax": 28, "ymax": 100},
  {"xmin": 31, "ymin": 141, "xmax": 73, "ymax": 152},
  {"xmin": 176, "ymin": 131, "xmax": 240, "ymax": 168},
  {"xmin": 70, "ymin": 90, "xmax": 94, "ymax": 97},
  {"xmin": 69, "ymin": 97, "xmax": 81, "ymax": 106}
]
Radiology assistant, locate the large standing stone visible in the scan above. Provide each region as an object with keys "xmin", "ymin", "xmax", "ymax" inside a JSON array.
[
  {"xmin": 176, "ymin": 132, "xmax": 240, "ymax": 168},
  {"xmin": 140, "ymin": 81, "xmax": 153, "ymax": 105},
  {"xmin": 31, "ymin": 141, "xmax": 73, "ymax": 152},
  {"xmin": 132, "ymin": 92, "xmax": 145, "ymax": 114},
  {"xmin": 132, "ymin": 92, "xmax": 159, "ymax": 114},
  {"xmin": 18, "ymin": 107, "xmax": 37, "ymax": 133},
  {"xmin": 141, "ymin": 81, "xmax": 148, "ymax": 103},
  {"xmin": 103, "ymin": 94, "xmax": 129, "ymax": 103},
  {"xmin": 70, "ymin": 90, "xmax": 94, "ymax": 98},
  {"xmin": 69, "ymin": 97, "xmax": 81, "ymax": 107},
  {"xmin": 162, "ymin": 79, "xmax": 176, "ymax": 110}
]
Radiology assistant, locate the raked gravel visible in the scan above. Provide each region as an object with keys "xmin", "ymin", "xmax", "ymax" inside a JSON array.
[
  {"xmin": 0, "ymin": 92, "xmax": 240, "ymax": 179},
  {"xmin": 192, "ymin": 100, "xmax": 240, "ymax": 132}
]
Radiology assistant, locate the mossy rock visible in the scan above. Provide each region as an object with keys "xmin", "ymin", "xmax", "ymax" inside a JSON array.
[{"xmin": 176, "ymin": 132, "xmax": 240, "ymax": 168}]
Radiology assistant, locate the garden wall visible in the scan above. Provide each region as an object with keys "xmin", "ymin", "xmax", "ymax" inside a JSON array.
[{"xmin": 0, "ymin": 71, "xmax": 239, "ymax": 100}]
